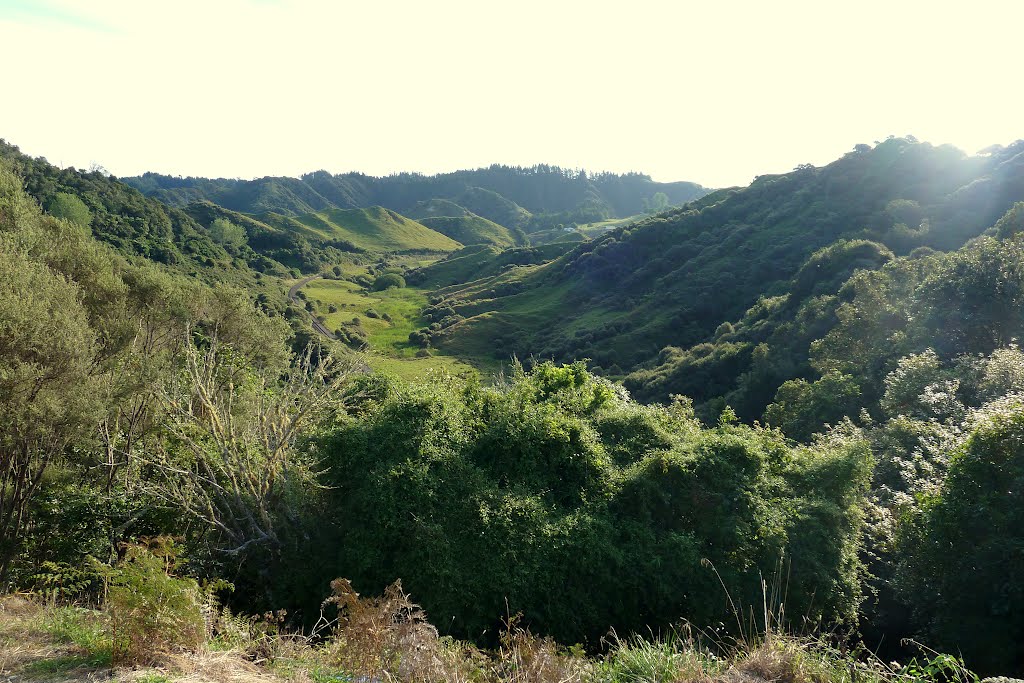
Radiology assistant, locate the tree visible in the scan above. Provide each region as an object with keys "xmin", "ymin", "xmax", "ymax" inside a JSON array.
[
  {"xmin": 372, "ymin": 273, "xmax": 405, "ymax": 290},
  {"xmin": 643, "ymin": 192, "xmax": 670, "ymax": 214},
  {"xmin": 209, "ymin": 217, "xmax": 246, "ymax": 250},
  {"xmin": 0, "ymin": 248, "xmax": 101, "ymax": 584},
  {"xmin": 764, "ymin": 371, "xmax": 862, "ymax": 441},
  {"xmin": 150, "ymin": 330, "xmax": 356, "ymax": 560},
  {"xmin": 46, "ymin": 192, "xmax": 91, "ymax": 227},
  {"xmin": 897, "ymin": 399, "xmax": 1024, "ymax": 674}
]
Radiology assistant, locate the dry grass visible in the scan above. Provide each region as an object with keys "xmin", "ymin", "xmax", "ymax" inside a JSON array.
[
  {"xmin": 0, "ymin": 594, "xmax": 290, "ymax": 683},
  {"xmin": 0, "ymin": 595, "xmax": 108, "ymax": 681},
  {"xmin": 0, "ymin": 588, "xmax": 980, "ymax": 683},
  {"xmin": 123, "ymin": 650, "xmax": 282, "ymax": 683}
]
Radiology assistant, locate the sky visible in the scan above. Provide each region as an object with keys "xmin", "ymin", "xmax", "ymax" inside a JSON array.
[{"xmin": 1, "ymin": 0, "xmax": 1022, "ymax": 188}]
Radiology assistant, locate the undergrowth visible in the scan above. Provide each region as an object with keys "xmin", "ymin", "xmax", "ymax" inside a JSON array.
[{"xmin": 2, "ymin": 557, "xmax": 982, "ymax": 683}]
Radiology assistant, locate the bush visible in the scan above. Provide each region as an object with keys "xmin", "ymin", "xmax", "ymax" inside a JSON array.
[
  {"xmin": 314, "ymin": 364, "xmax": 872, "ymax": 645},
  {"xmin": 372, "ymin": 273, "xmax": 406, "ymax": 291},
  {"xmin": 897, "ymin": 400, "xmax": 1024, "ymax": 675},
  {"xmin": 45, "ymin": 192, "xmax": 92, "ymax": 228},
  {"xmin": 105, "ymin": 539, "xmax": 209, "ymax": 664}
]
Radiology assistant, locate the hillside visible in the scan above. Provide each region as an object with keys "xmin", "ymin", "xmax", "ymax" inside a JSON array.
[
  {"xmin": 408, "ymin": 242, "xmax": 577, "ymax": 288},
  {"xmin": 423, "ymin": 139, "xmax": 1024, "ymax": 401},
  {"xmin": 256, "ymin": 206, "xmax": 462, "ymax": 253},
  {"xmin": 124, "ymin": 165, "xmax": 711, "ymax": 230}
]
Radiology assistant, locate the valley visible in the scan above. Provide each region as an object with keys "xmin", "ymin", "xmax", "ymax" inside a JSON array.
[{"xmin": 3, "ymin": 135, "xmax": 1024, "ymax": 681}]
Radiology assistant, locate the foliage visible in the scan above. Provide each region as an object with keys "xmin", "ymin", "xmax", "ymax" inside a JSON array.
[
  {"xmin": 897, "ymin": 399, "xmax": 1024, "ymax": 675},
  {"xmin": 104, "ymin": 539, "xmax": 208, "ymax": 664},
  {"xmin": 373, "ymin": 272, "xmax": 407, "ymax": 290},
  {"xmin": 764, "ymin": 371, "xmax": 862, "ymax": 442},
  {"xmin": 315, "ymin": 363, "xmax": 871, "ymax": 645},
  {"xmin": 0, "ymin": 246, "xmax": 101, "ymax": 583},
  {"xmin": 0, "ymin": 157, "xmax": 299, "ymax": 594},
  {"xmin": 152, "ymin": 332, "xmax": 354, "ymax": 562},
  {"xmin": 45, "ymin": 191, "xmax": 91, "ymax": 227},
  {"xmin": 209, "ymin": 216, "xmax": 246, "ymax": 250}
]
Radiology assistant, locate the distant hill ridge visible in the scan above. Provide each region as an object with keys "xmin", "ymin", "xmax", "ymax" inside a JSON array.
[{"xmin": 123, "ymin": 164, "xmax": 711, "ymax": 231}]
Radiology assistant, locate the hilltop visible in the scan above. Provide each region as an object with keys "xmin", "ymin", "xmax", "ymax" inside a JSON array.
[{"xmin": 405, "ymin": 198, "xmax": 527, "ymax": 247}]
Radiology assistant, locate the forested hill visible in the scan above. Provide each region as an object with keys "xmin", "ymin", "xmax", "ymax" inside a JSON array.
[
  {"xmin": 123, "ymin": 165, "xmax": 710, "ymax": 230},
  {"xmin": 426, "ymin": 138, "xmax": 1024, "ymax": 401},
  {"xmin": 0, "ymin": 140, "xmax": 228, "ymax": 270}
]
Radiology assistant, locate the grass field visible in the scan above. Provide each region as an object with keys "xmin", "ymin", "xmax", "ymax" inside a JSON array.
[{"xmin": 296, "ymin": 263, "xmax": 497, "ymax": 380}]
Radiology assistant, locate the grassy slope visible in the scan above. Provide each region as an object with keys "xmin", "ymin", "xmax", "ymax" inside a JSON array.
[
  {"xmin": 409, "ymin": 243, "xmax": 578, "ymax": 289},
  {"xmin": 299, "ymin": 274, "xmax": 490, "ymax": 380},
  {"xmin": 456, "ymin": 186, "xmax": 532, "ymax": 229},
  {"xmin": 419, "ymin": 214, "xmax": 520, "ymax": 248},
  {"xmin": 405, "ymin": 198, "xmax": 471, "ymax": 219},
  {"xmin": 259, "ymin": 207, "xmax": 462, "ymax": 253}
]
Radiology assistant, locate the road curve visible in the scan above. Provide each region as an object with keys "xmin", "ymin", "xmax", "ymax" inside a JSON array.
[{"xmin": 288, "ymin": 274, "xmax": 337, "ymax": 340}]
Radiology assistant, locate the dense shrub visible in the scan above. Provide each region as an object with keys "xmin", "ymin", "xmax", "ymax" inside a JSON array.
[
  {"xmin": 373, "ymin": 273, "xmax": 406, "ymax": 290},
  {"xmin": 105, "ymin": 540, "xmax": 208, "ymax": 664},
  {"xmin": 314, "ymin": 363, "xmax": 872, "ymax": 645},
  {"xmin": 897, "ymin": 400, "xmax": 1024, "ymax": 675}
]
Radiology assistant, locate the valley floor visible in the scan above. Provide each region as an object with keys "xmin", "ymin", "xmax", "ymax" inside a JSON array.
[{"xmin": 287, "ymin": 259, "xmax": 497, "ymax": 381}]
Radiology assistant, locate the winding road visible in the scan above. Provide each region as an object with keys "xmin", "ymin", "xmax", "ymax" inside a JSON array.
[{"xmin": 288, "ymin": 274, "xmax": 337, "ymax": 340}]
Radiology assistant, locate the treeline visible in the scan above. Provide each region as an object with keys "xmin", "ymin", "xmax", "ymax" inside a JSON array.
[{"xmin": 123, "ymin": 163, "xmax": 709, "ymax": 230}]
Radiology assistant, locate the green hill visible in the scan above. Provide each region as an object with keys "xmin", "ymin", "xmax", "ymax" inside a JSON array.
[
  {"xmin": 405, "ymin": 198, "xmax": 525, "ymax": 247},
  {"xmin": 404, "ymin": 198, "xmax": 471, "ymax": 219},
  {"xmin": 123, "ymin": 166, "xmax": 709, "ymax": 229},
  {"xmin": 257, "ymin": 206, "xmax": 462, "ymax": 253},
  {"xmin": 454, "ymin": 186, "xmax": 532, "ymax": 229},
  {"xmin": 418, "ymin": 214, "xmax": 521, "ymax": 248},
  {"xmin": 424, "ymin": 139, "xmax": 1024, "ymax": 402}
]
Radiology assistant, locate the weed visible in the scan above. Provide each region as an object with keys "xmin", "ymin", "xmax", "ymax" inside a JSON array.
[{"xmin": 105, "ymin": 539, "xmax": 207, "ymax": 665}]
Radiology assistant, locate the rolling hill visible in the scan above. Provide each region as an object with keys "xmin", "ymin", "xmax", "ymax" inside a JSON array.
[
  {"xmin": 418, "ymin": 138, "xmax": 1024, "ymax": 408},
  {"xmin": 256, "ymin": 206, "xmax": 462, "ymax": 253},
  {"xmin": 405, "ymin": 199, "xmax": 525, "ymax": 248},
  {"xmin": 123, "ymin": 165, "xmax": 711, "ymax": 231}
]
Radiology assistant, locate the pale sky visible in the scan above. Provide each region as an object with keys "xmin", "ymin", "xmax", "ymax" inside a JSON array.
[{"xmin": 2, "ymin": 0, "xmax": 1022, "ymax": 188}]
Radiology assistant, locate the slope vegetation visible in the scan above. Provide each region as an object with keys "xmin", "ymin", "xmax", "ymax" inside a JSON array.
[{"xmin": 425, "ymin": 139, "xmax": 1024, "ymax": 397}]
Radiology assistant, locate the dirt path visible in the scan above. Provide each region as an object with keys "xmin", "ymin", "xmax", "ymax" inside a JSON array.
[{"xmin": 288, "ymin": 275, "xmax": 337, "ymax": 340}]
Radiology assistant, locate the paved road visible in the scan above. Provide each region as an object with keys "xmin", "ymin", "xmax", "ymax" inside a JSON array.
[{"xmin": 288, "ymin": 275, "xmax": 337, "ymax": 340}]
